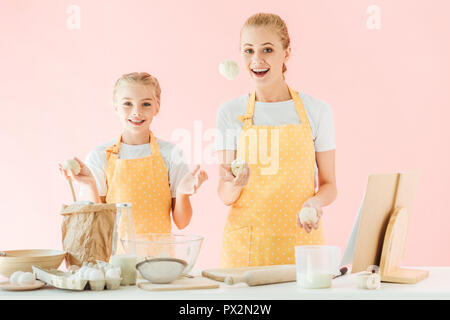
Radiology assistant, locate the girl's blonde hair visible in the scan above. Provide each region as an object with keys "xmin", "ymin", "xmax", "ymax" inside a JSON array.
[
  {"xmin": 241, "ymin": 13, "xmax": 291, "ymax": 73},
  {"xmin": 113, "ymin": 72, "xmax": 162, "ymax": 105}
]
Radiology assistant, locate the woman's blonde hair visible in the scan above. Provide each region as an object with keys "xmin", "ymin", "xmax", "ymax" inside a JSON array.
[
  {"xmin": 113, "ymin": 72, "xmax": 162, "ymax": 105},
  {"xmin": 241, "ymin": 13, "xmax": 291, "ymax": 73}
]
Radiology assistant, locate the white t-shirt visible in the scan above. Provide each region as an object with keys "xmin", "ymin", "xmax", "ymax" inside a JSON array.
[
  {"xmin": 79, "ymin": 137, "xmax": 189, "ymax": 199},
  {"xmin": 215, "ymin": 91, "xmax": 336, "ymax": 189}
]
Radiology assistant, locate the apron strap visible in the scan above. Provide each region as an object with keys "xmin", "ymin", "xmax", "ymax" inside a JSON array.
[
  {"xmin": 105, "ymin": 131, "xmax": 160, "ymax": 161},
  {"xmin": 237, "ymin": 91, "xmax": 256, "ymax": 127},
  {"xmin": 148, "ymin": 130, "xmax": 161, "ymax": 156},
  {"xmin": 238, "ymin": 88, "xmax": 304, "ymax": 126},
  {"xmin": 105, "ymin": 136, "xmax": 122, "ymax": 162},
  {"xmin": 288, "ymin": 87, "xmax": 312, "ymax": 133}
]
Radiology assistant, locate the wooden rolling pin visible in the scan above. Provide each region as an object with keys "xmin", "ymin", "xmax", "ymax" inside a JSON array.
[{"xmin": 224, "ymin": 265, "xmax": 297, "ymax": 286}]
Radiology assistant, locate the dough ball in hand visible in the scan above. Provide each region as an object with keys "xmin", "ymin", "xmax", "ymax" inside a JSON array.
[
  {"xmin": 219, "ymin": 60, "xmax": 240, "ymax": 80},
  {"xmin": 231, "ymin": 158, "xmax": 245, "ymax": 177},
  {"xmin": 298, "ymin": 207, "xmax": 318, "ymax": 224},
  {"xmin": 62, "ymin": 158, "xmax": 81, "ymax": 175}
]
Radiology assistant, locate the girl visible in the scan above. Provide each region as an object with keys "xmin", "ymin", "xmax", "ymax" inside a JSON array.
[
  {"xmin": 216, "ymin": 13, "xmax": 337, "ymax": 267},
  {"xmin": 59, "ymin": 72, "xmax": 208, "ymax": 233}
]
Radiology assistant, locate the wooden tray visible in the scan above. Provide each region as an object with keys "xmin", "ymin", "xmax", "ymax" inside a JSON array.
[
  {"xmin": 0, "ymin": 280, "xmax": 46, "ymax": 291},
  {"xmin": 138, "ymin": 276, "xmax": 220, "ymax": 291}
]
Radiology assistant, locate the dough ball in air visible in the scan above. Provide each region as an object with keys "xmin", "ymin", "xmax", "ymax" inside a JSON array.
[
  {"xmin": 62, "ymin": 159, "xmax": 81, "ymax": 175},
  {"xmin": 219, "ymin": 60, "xmax": 240, "ymax": 80},
  {"xmin": 298, "ymin": 207, "xmax": 318, "ymax": 224},
  {"xmin": 231, "ymin": 158, "xmax": 245, "ymax": 177},
  {"xmin": 9, "ymin": 271, "xmax": 24, "ymax": 285},
  {"xmin": 17, "ymin": 272, "xmax": 36, "ymax": 286}
]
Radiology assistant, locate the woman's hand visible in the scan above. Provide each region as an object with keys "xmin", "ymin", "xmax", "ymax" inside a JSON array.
[
  {"xmin": 220, "ymin": 162, "xmax": 250, "ymax": 187},
  {"xmin": 297, "ymin": 197, "xmax": 323, "ymax": 233},
  {"xmin": 58, "ymin": 157, "xmax": 96, "ymax": 187},
  {"xmin": 176, "ymin": 165, "xmax": 208, "ymax": 196}
]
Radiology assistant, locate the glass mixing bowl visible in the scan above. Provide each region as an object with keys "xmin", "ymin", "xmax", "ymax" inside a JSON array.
[{"xmin": 121, "ymin": 234, "xmax": 204, "ymax": 275}]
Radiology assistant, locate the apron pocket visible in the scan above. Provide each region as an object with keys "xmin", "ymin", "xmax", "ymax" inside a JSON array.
[{"xmin": 220, "ymin": 226, "xmax": 251, "ymax": 268}]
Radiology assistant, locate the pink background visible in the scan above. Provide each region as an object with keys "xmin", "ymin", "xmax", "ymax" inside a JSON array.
[{"xmin": 1, "ymin": 0, "xmax": 449, "ymax": 269}]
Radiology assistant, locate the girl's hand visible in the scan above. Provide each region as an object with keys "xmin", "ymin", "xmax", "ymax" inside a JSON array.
[
  {"xmin": 297, "ymin": 197, "xmax": 323, "ymax": 233},
  {"xmin": 221, "ymin": 162, "xmax": 250, "ymax": 187},
  {"xmin": 177, "ymin": 165, "xmax": 208, "ymax": 196},
  {"xmin": 58, "ymin": 157, "xmax": 96, "ymax": 187}
]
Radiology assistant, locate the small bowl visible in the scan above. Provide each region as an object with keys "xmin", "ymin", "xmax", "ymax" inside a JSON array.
[
  {"xmin": 0, "ymin": 250, "xmax": 66, "ymax": 278},
  {"xmin": 136, "ymin": 257, "xmax": 187, "ymax": 284}
]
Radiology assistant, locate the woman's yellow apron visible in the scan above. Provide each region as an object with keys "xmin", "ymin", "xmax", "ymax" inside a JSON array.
[
  {"xmin": 105, "ymin": 131, "xmax": 172, "ymax": 235},
  {"xmin": 220, "ymin": 87, "xmax": 325, "ymax": 268}
]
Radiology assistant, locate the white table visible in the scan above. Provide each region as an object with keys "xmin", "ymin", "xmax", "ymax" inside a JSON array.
[{"xmin": 1, "ymin": 267, "xmax": 449, "ymax": 300}]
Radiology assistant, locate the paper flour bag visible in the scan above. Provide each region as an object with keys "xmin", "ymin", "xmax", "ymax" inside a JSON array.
[{"xmin": 61, "ymin": 203, "xmax": 117, "ymax": 267}]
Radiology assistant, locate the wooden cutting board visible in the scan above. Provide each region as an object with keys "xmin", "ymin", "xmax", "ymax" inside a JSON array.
[{"xmin": 138, "ymin": 276, "xmax": 220, "ymax": 291}]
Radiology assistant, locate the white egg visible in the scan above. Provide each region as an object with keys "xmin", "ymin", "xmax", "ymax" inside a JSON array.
[
  {"xmin": 219, "ymin": 60, "xmax": 240, "ymax": 80},
  {"xmin": 17, "ymin": 272, "xmax": 35, "ymax": 286},
  {"xmin": 105, "ymin": 268, "xmax": 121, "ymax": 280},
  {"xmin": 84, "ymin": 268, "xmax": 97, "ymax": 280},
  {"xmin": 77, "ymin": 266, "xmax": 90, "ymax": 279},
  {"xmin": 62, "ymin": 159, "xmax": 81, "ymax": 175},
  {"xmin": 88, "ymin": 269, "xmax": 104, "ymax": 281},
  {"xmin": 9, "ymin": 271, "xmax": 24, "ymax": 285},
  {"xmin": 231, "ymin": 158, "xmax": 245, "ymax": 177},
  {"xmin": 299, "ymin": 207, "xmax": 318, "ymax": 224},
  {"xmin": 67, "ymin": 265, "xmax": 80, "ymax": 274}
]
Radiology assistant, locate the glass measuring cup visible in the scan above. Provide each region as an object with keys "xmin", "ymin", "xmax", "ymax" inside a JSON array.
[{"xmin": 295, "ymin": 245, "xmax": 341, "ymax": 289}]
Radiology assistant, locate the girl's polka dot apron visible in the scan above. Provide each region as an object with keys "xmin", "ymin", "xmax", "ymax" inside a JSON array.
[{"xmin": 105, "ymin": 131, "xmax": 172, "ymax": 235}]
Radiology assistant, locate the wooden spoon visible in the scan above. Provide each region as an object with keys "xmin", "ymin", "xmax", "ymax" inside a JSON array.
[{"xmin": 67, "ymin": 178, "xmax": 77, "ymax": 202}]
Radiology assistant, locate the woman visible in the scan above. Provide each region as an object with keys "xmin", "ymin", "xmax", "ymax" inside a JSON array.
[{"xmin": 216, "ymin": 13, "xmax": 337, "ymax": 267}]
